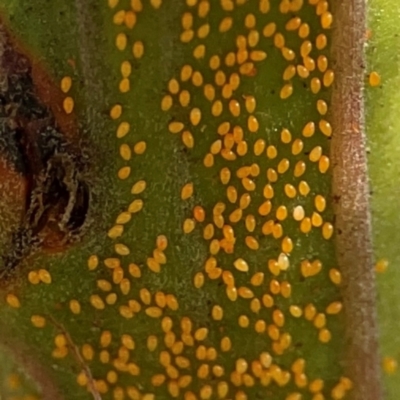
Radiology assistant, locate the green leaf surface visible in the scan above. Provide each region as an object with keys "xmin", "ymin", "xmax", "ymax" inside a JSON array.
[
  {"xmin": 367, "ymin": 0, "xmax": 400, "ymax": 398},
  {"xmin": 0, "ymin": 1, "xmax": 374, "ymax": 399}
]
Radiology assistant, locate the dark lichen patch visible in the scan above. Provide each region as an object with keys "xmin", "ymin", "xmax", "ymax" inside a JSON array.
[
  {"xmin": 0, "ymin": 21, "xmax": 90, "ymax": 277},
  {"xmin": 1, "ymin": 145, "xmax": 90, "ymax": 274}
]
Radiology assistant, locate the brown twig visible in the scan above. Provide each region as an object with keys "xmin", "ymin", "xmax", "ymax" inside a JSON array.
[{"xmin": 331, "ymin": 1, "xmax": 383, "ymax": 399}]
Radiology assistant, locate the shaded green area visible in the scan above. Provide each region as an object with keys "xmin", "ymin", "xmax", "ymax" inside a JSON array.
[
  {"xmin": 0, "ymin": 347, "xmax": 40, "ymax": 399},
  {"xmin": 0, "ymin": 1, "xmax": 346, "ymax": 399},
  {"xmin": 366, "ymin": 1, "xmax": 400, "ymax": 399}
]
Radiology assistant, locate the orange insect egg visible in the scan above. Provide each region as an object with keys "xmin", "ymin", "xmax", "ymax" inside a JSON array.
[
  {"xmin": 318, "ymin": 328, "xmax": 331, "ymax": 343},
  {"xmin": 190, "ymin": 108, "xmax": 202, "ymax": 125},
  {"xmin": 303, "ymin": 56, "xmax": 315, "ymax": 71},
  {"xmin": 193, "ymin": 206, "xmax": 205, "ymax": 222},
  {"xmin": 236, "ymin": 48, "xmax": 249, "ymax": 68},
  {"xmin": 132, "ymin": 41, "xmax": 144, "ymax": 58},
  {"xmin": 299, "ymin": 23, "xmax": 310, "ymax": 38},
  {"xmin": 284, "ymin": 184, "xmax": 297, "ymax": 198},
  {"xmin": 226, "ymin": 286, "xmax": 238, "ymax": 301},
  {"xmin": 229, "ymin": 73, "xmax": 241, "ymax": 89},
  {"xmin": 228, "ymin": 99, "xmax": 241, "ymax": 117},
  {"xmin": 300, "ymin": 40, "xmax": 312, "ymax": 57},
  {"xmin": 248, "ymin": 115, "xmax": 259, "ymax": 132},
  {"xmin": 224, "ymin": 52, "xmax": 236, "ymax": 67},
  {"xmin": 215, "ymin": 70, "xmax": 226, "ymax": 86},
  {"xmin": 316, "ymin": 33, "xmax": 328, "ymax": 50},
  {"xmin": 375, "ymin": 258, "xmax": 389, "ymax": 273},
  {"xmin": 299, "ymin": 181, "xmax": 310, "ymax": 196},
  {"xmin": 323, "ymin": 69, "xmax": 335, "ymax": 87},
  {"xmin": 182, "ymin": 130, "xmax": 194, "ymax": 148},
  {"xmin": 60, "ymin": 76, "xmax": 72, "ymax": 93},
  {"xmin": 116, "ymin": 121, "xmax": 130, "ymax": 138},
  {"xmin": 193, "ymin": 44, "xmax": 205, "ymax": 59},
  {"xmin": 322, "ymin": 222, "xmax": 334, "ymax": 239},
  {"xmin": 248, "ymin": 30, "xmax": 260, "ymax": 47},
  {"xmin": 238, "ymin": 315, "xmax": 250, "ymax": 328},
  {"xmin": 262, "ymin": 293, "xmax": 275, "ymax": 308},
  {"xmin": 281, "ymin": 236, "xmax": 293, "ymax": 253},
  {"xmin": 280, "ymin": 281, "xmax": 291, "ymax": 298},
  {"xmin": 326, "ymin": 301, "xmax": 343, "ymax": 315},
  {"xmin": 291, "ymin": 140, "xmax": 304, "ymax": 157},
  {"xmin": 311, "ymin": 77, "xmax": 321, "ymax": 94},
  {"xmin": 250, "ymin": 272, "xmax": 264, "ymax": 286},
  {"xmin": 123, "ymin": 10, "xmax": 136, "ymax": 28},
  {"xmin": 317, "ymin": 99, "xmax": 328, "ymax": 115},
  {"xmin": 179, "ymin": 90, "xmax": 191, "ymax": 107},
  {"xmin": 276, "ymin": 205, "xmax": 288, "ymax": 220},
  {"xmin": 302, "ymin": 121, "xmax": 315, "ymax": 137},
  {"xmin": 203, "ymin": 153, "xmax": 214, "ymax": 167},
  {"xmin": 250, "ymin": 50, "xmax": 267, "ymax": 61},
  {"xmin": 383, "ymin": 357, "xmax": 398, "ymax": 374},
  {"xmin": 280, "ymin": 83, "xmax": 293, "ymax": 99},
  {"xmin": 181, "ymin": 183, "xmax": 194, "ymax": 200},
  {"xmin": 254, "ymin": 139, "xmax": 266, "ymax": 156},
  {"xmin": 266, "ymin": 168, "xmax": 278, "ymax": 182},
  {"xmin": 297, "ymin": 65, "xmax": 310, "ymax": 79},
  {"xmin": 300, "ymin": 217, "xmax": 312, "ymax": 233},
  {"xmin": 28, "ymin": 271, "xmax": 40, "ymax": 285},
  {"xmin": 277, "ymin": 158, "xmax": 290, "ymax": 174},
  {"xmin": 283, "ymin": 65, "xmax": 296, "ymax": 80},
  {"xmin": 321, "ymin": 11, "xmax": 333, "ymax": 29},
  {"xmin": 63, "ymin": 97, "xmax": 74, "ymax": 114},
  {"xmin": 180, "ymin": 64, "xmax": 193, "ymax": 82},
  {"xmin": 274, "ymin": 32, "xmax": 285, "ymax": 48},
  {"xmin": 319, "ymin": 155, "xmax": 330, "ymax": 173},
  {"xmin": 290, "ymin": 305, "xmax": 303, "ymax": 318},
  {"xmin": 245, "ymin": 215, "xmax": 256, "ymax": 232},
  {"xmin": 266, "ymin": 145, "xmax": 277, "ymax": 159},
  {"xmin": 281, "ymin": 128, "xmax": 292, "ymax": 143},
  {"xmin": 311, "ymin": 212, "xmax": 323, "ymax": 227},
  {"xmin": 293, "ymin": 205, "xmax": 305, "ymax": 221},
  {"xmin": 234, "ymin": 258, "xmax": 249, "ymax": 272},
  {"xmin": 317, "ymin": 56, "xmax": 329, "ymax": 73},
  {"xmin": 192, "ymin": 70, "xmax": 203, "ymax": 86},
  {"xmin": 278, "ymin": 253, "xmax": 290, "ymax": 270},
  {"xmin": 116, "ymin": 33, "xmax": 127, "ymax": 50},
  {"xmin": 309, "ymin": 146, "xmax": 323, "ymax": 162},
  {"xmin": 209, "ymin": 55, "xmax": 221, "ymax": 72},
  {"xmin": 369, "ymin": 71, "xmax": 381, "ymax": 87},
  {"xmin": 286, "ymin": 17, "xmax": 301, "ymax": 31}
]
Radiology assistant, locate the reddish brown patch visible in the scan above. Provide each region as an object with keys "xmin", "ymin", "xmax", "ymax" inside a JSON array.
[{"xmin": 0, "ymin": 156, "xmax": 27, "ymax": 218}]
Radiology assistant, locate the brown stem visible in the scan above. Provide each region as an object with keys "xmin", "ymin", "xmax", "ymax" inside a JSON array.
[{"xmin": 331, "ymin": 1, "xmax": 383, "ymax": 399}]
